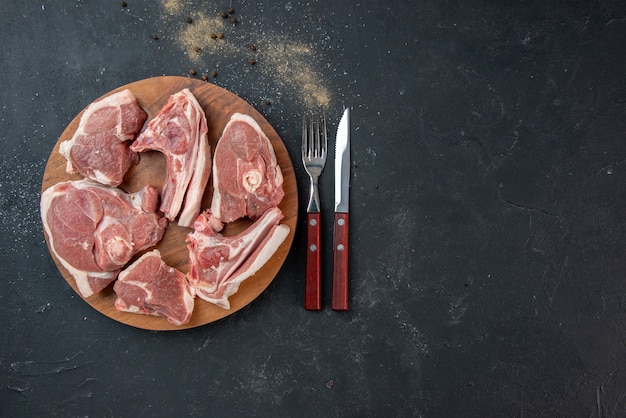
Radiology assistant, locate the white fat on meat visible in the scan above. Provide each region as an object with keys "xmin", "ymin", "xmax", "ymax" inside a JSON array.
[
  {"xmin": 59, "ymin": 89, "xmax": 146, "ymax": 187},
  {"xmin": 208, "ymin": 113, "xmax": 285, "ymax": 227},
  {"xmin": 130, "ymin": 89, "xmax": 211, "ymax": 227},
  {"xmin": 40, "ymin": 180, "xmax": 167, "ymax": 298},
  {"xmin": 186, "ymin": 206, "xmax": 289, "ymax": 310},
  {"xmin": 114, "ymin": 250, "xmax": 195, "ymax": 326}
]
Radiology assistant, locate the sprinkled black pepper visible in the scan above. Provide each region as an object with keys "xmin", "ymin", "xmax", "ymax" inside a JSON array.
[
  {"xmin": 194, "ymin": 46, "xmax": 202, "ymax": 53},
  {"xmin": 210, "ymin": 33, "xmax": 218, "ymax": 40},
  {"xmin": 120, "ymin": 1, "xmax": 127, "ymax": 7},
  {"xmin": 250, "ymin": 45, "xmax": 257, "ymax": 52},
  {"xmin": 151, "ymin": 34, "xmax": 159, "ymax": 40},
  {"xmin": 217, "ymin": 32, "xmax": 224, "ymax": 39},
  {"xmin": 227, "ymin": 7, "xmax": 235, "ymax": 14},
  {"xmin": 186, "ymin": 16, "xmax": 193, "ymax": 23},
  {"xmin": 189, "ymin": 68, "xmax": 196, "ymax": 75},
  {"xmin": 220, "ymin": 11, "xmax": 228, "ymax": 18},
  {"xmin": 201, "ymin": 74, "xmax": 208, "ymax": 81},
  {"xmin": 263, "ymin": 99, "xmax": 271, "ymax": 106},
  {"xmin": 230, "ymin": 17, "xmax": 238, "ymax": 25},
  {"xmin": 248, "ymin": 58, "xmax": 256, "ymax": 65},
  {"xmin": 211, "ymin": 70, "xmax": 218, "ymax": 78}
]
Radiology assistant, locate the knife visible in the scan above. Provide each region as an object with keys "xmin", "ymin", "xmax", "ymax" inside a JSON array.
[{"xmin": 332, "ymin": 107, "xmax": 350, "ymax": 311}]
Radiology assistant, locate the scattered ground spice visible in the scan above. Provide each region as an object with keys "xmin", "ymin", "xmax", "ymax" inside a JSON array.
[
  {"xmin": 120, "ymin": 1, "xmax": 127, "ymax": 7},
  {"xmin": 158, "ymin": 1, "xmax": 332, "ymax": 109},
  {"xmin": 227, "ymin": 7, "xmax": 234, "ymax": 14},
  {"xmin": 257, "ymin": 36, "xmax": 331, "ymax": 108},
  {"xmin": 201, "ymin": 74, "xmax": 208, "ymax": 81},
  {"xmin": 151, "ymin": 34, "xmax": 159, "ymax": 40},
  {"xmin": 189, "ymin": 68, "xmax": 196, "ymax": 75},
  {"xmin": 161, "ymin": 0, "xmax": 182, "ymax": 16}
]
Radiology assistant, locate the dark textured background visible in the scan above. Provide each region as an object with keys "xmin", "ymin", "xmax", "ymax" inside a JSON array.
[{"xmin": 2, "ymin": 1, "xmax": 626, "ymax": 416}]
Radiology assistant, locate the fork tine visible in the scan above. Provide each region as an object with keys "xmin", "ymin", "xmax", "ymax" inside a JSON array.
[
  {"xmin": 309, "ymin": 114, "xmax": 316, "ymax": 158},
  {"xmin": 321, "ymin": 114, "xmax": 327, "ymax": 159},
  {"xmin": 311, "ymin": 118, "xmax": 320, "ymax": 158},
  {"xmin": 302, "ymin": 114, "xmax": 308, "ymax": 158}
]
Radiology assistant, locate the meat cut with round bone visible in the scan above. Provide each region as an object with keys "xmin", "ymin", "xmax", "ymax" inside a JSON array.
[
  {"xmin": 208, "ymin": 113, "xmax": 285, "ymax": 228},
  {"xmin": 40, "ymin": 180, "xmax": 168, "ymax": 298}
]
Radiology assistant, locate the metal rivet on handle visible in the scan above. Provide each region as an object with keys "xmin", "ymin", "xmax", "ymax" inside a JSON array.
[
  {"xmin": 309, "ymin": 218, "xmax": 317, "ymax": 226},
  {"xmin": 337, "ymin": 244, "xmax": 344, "ymax": 251},
  {"xmin": 337, "ymin": 218, "xmax": 345, "ymax": 226},
  {"xmin": 310, "ymin": 244, "xmax": 318, "ymax": 252}
]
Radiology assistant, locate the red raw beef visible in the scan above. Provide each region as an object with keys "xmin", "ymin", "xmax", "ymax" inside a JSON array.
[
  {"xmin": 114, "ymin": 250, "xmax": 195, "ymax": 326},
  {"xmin": 59, "ymin": 89, "xmax": 147, "ymax": 186},
  {"xmin": 208, "ymin": 113, "xmax": 284, "ymax": 228},
  {"xmin": 186, "ymin": 206, "xmax": 290, "ymax": 309},
  {"xmin": 40, "ymin": 180, "xmax": 167, "ymax": 298},
  {"xmin": 130, "ymin": 89, "xmax": 210, "ymax": 227}
]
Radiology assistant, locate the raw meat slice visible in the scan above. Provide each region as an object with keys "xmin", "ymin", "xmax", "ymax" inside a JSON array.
[
  {"xmin": 178, "ymin": 117, "xmax": 211, "ymax": 228},
  {"xmin": 59, "ymin": 89, "xmax": 147, "ymax": 186},
  {"xmin": 40, "ymin": 180, "xmax": 168, "ymax": 298},
  {"xmin": 209, "ymin": 113, "xmax": 284, "ymax": 227},
  {"xmin": 186, "ymin": 207, "xmax": 290, "ymax": 309},
  {"xmin": 130, "ymin": 89, "xmax": 210, "ymax": 225},
  {"xmin": 114, "ymin": 250, "xmax": 195, "ymax": 326}
]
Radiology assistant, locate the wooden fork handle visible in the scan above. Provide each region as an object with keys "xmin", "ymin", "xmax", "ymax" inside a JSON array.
[
  {"xmin": 305, "ymin": 212, "xmax": 322, "ymax": 310},
  {"xmin": 332, "ymin": 212, "xmax": 349, "ymax": 311}
]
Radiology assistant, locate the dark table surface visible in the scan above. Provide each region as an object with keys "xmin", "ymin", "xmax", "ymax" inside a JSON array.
[{"xmin": 3, "ymin": 0, "xmax": 626, "ymax": 416}]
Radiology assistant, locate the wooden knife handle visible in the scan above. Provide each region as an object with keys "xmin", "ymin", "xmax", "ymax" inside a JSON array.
[
  {"xmin": 332, "ymin": 212, "xmax": 349, "ymax": 311},
  {"xmin": 305, "ymin": 212, "xmax": 322, "ymax": 310}
]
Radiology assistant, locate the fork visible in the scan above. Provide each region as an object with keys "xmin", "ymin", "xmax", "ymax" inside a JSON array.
[{"xmin": 302, "ymin": 113, "xmax": 327, "ymax": 310}]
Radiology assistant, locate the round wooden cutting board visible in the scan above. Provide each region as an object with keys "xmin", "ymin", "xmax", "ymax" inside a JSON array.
[{"xmin": 41, "ymin": 76, "xmax": 298, "ymax": 331}]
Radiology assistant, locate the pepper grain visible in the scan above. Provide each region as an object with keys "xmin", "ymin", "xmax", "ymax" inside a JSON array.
[
  {"xmin": 151, "ymin": 34, "xmax": 159, "ymax": 40},
  {"xmin": 189, "ymin": 68, "xmax": 196, "ymax": 75},
  {"xmin": 211, "ymin": 70, "xmax": 218, "ymax": 78},
  {"xmin": 120, "ymin": 1, "xmax": 127, "ymax": 7},
  {"xmin": 248, "ymin": 58, "xmax": 256, "ymax": 65},
  {"xmin": 227, "ymin": 7, "xmax": 235, "ymax": 14}
]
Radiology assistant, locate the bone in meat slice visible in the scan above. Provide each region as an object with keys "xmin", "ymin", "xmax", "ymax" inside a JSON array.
[
  {"xmin": 114, "ymin": 250, "xmax": 196, "ymax": 326},
  {"xmin": 130, "ymin": 89, "xmax": 210, "ymax": 225},
  {"xmin": 208, "ymin": 113, "xmax": 284, "ymax": 229},
  {"xmin": 40, "ymin": 180, "xmax": 168, "ymax": 298},
  {"xmin": 178, "ymin": 112, "xmax": 211, "ymax": 228},
  {"xmin": 186, "ymin": 206, "xmax": 289, "ymax": 310},
  {"xmin": 59, "ymin": 89, "xmax": 147, "ymax": 186}
]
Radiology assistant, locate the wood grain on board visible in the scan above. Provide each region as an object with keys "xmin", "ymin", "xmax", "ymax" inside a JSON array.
[{"xmin": 41, "ymin": 76, "xmax": 298, "ymax": 331}]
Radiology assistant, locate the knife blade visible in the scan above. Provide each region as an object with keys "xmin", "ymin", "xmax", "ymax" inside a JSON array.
[{"xmin": 332, "ymin": 107, "xmax": 350, "ymax": 311}]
